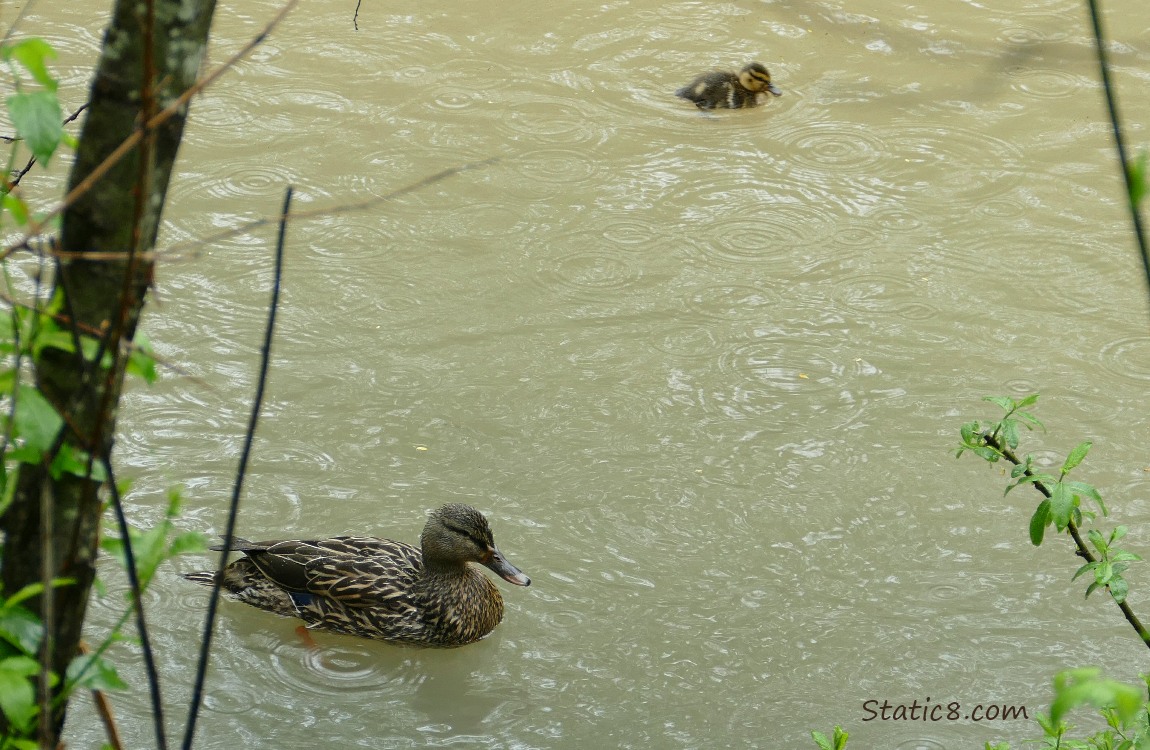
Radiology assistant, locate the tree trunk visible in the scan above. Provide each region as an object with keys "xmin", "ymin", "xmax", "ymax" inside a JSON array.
[{"xmin": 0, "ymin": 0, "xmax": 216, "ymax": 741}]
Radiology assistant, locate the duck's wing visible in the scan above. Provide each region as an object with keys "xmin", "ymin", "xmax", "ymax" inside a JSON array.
[{"xmin": 238, "ymin": 536, "xmax": 423, "ymax": 609}]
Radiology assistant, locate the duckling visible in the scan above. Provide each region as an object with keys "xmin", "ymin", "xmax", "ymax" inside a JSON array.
[{"xmin": 676, "ymin": 62, "xmax": 782, "ymax": 110}]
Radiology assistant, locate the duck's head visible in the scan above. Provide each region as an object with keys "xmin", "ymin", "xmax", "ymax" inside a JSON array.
[
  {"xmin": 422, "ymin": 503, "xmax": 531, "ymax": 586},
  {"xmin": 739, "ymin": 63, "xmax": 782, "ymax": 97}
]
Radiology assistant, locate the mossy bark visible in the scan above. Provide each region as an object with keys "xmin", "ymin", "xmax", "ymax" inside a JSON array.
[{"xmin": 0, "ymin": 0, "xmax": 216, "ymax": 740}]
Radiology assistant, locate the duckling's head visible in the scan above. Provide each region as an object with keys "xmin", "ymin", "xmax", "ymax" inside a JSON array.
[
  {"xmin": 422, "ymin": 503, "xmax": 531, "ymax": 586},
  {"xmin": 739, "ymin": 63, "xmax": 782, "ymax": 97}
]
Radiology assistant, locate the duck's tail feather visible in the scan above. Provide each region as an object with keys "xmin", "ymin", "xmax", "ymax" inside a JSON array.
[{"xmin": 183, "ymin": 571, "xmax": 220, "ymax": 587}]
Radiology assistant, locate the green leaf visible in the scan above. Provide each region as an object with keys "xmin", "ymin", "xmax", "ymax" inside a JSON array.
[
  {"xmin": 969, "ymin": 445, "xmax": 1000, "ymax": 462},
  {"xmin": 1064, "ymin": 481, "xmax": 1102, "ymax": 503},
  {"xmin": 3, "ymin": 194, "xmax": 29, "ymax": 226},
  {"xmin": 1016, "ymin": 410, "xmax": 1045, "ymax": 431},
  {"xmin": 1109, "ymin": 576, "xmax": 1129, "ymax": 603},
  {"xmin": 127, "ymin": 335, "xmax": 158, "ymax": 384},
  {"xmin": 1110, "ymin": 550, "xmax": 1141, "ymax": 563},
  {"xmin": 1, "ymin": 38, "xmax": 58, "ymax": 91},
  {"xmin": 1017, "ymin": 472, "xmax": 1057, "ymax": 486},
  {"xmin": 66, "ymin": 653, "xmax": 128, "ymax": 692},
  {"xmin": 49, "ymin": 444, "xmax": 107, "ymax": 482},
  {"xmin": 983, "ymin": 395, "xmax": 1014, "ymax": 412},
  {"xmin": 7, "ymin": 90, "xmax": 62, "ymax": 165},
  {"xmin": 960, "ymin": 421, "xmax": 980, "ymax": 445},
  {"xmin": 1030, "ymin": 499, "xmax": 1051, "ymax": 546},
  {"xmin": 3, "ymin": 583, "xmax": 45, "ymax": 609},
  {"xmin": 1015, "ymin": 394, "xmax": 1040, "ymax": 409},
  {"xmin": 1061, "ymin": 441, "xmax": 1092, "ymax": 474},
  {"xmin": 1048, "ymin": 483, "xmax": 1075, "ymax": 530},
  {"xmin": 12, "ymin": 384, "xmax": 62, "ymax": 458},
  {"xmin": 0, "ymin": 655, "xmax": 41, "ymax": 732},
  {"xmin": 168, "ymin": 531, "xmax": 209, "ymax": 556},
  {"xmin": 102, "ymin": 524, "xmax": 168, "ymax": 592},
  {"xmin": 1072, "ymin": 562, "xmax": 1095, "ymax": 582},
  {"xmin": 1009, "ymin": 473, "xmax": 1056, "ymax": 497},
  {"xmin": 1050, "ymin": 669, "xmax": 1143, "ymax": 726},
  {"xmin": 0, "ymin": 606, "xmax": 42, "ymax": 655},
  {"xmin": 1087, "ymin": 528, "xmax": 1106, "ymax": 554},
  {"xmin": 3, "ymin": 738, "xmax": 39, "ymax": 750},
  {"xmin": 811, "ymin": 731, "xmax": 832, "ymax": 750},
  {"xmin": 1002, "ymin": 419, "xmax": 1020, "ymax": 449}
]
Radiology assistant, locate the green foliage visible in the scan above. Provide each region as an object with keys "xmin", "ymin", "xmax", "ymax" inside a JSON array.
[
  {"xmin": 0, "ymin": 493, "xmax": 209, "ymax": 737},
  {"xmin": 1074, "ymin": 527, "xmax": 1142, "ymax": 603},
  {"xmin": 955, "ymin": 394, "xmax": 1139, "ymax": 608},
  {"xmin": 811, "ymin": 726, "xmax": 848, "ymax": 750},
  {"xmin": 1051, "ymin": 668, "xmax": 1141, "ymax": 725},
  {"xmin": 1037, "ymin": 669, "xmax": 1149, "ymax": 749},
  {"xmin": 0, "ymin": 655, "xmax": 48, "ymax": 735},
  {"xmin": 65, "ymin": 653, "xmax": 128, "ymax": 693},
  {"xmin": 127, "ymin": 333, "xmax": 158, "ymax": 385},
  {"xmin": 100, "ymin": 489, "xmax": 209, "ymax": 593},
  {"xmin": 1, "ymin": 38, "xmax": 63, "ymax": 167},
  {"xmin": 0, "ymin": 581, "xmax": 72, "ymax": 739},
  {"xmin": 953, "ymin": 397, "xmax": 1150, "ymax": 749},
  {"xmin": 6, "ymin": 93, "xmax": 62, "ymax": 167},
  {"xmin": 1, "ymin": 39, "xmax": 58, "ymax": 92}
]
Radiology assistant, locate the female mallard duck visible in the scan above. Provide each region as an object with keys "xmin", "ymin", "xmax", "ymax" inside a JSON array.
[
  {"xmin": 185, "ymin": 503, "xmax": 530, "ymax": 647},
  {"xmin": 676, "ymin": 62, "xmax": 782, "ymax": 109}
]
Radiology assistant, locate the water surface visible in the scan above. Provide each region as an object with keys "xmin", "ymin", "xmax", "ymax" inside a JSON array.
[{"xmin": 7, "ymin": 0, "xmax": 1150, "ymax": 746}]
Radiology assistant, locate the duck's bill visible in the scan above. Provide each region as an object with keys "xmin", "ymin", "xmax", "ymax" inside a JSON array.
[
  {"xmin": 767, "ymin": 84, "xmax": 782, "ymax": 96},
  {"xmin": 485, "ymin": 547, "xmax": 532, "ymax": 587}
]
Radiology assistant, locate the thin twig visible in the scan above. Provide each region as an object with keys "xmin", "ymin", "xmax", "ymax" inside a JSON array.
[
  {"xmin": 1084, "ymin": 0, "xmax": 1149, "ymax": 292},
  {"xmin": 37, "ymin": 482, "xmax": 54, "ymax": 746},
  {"xmin": 5, "ymin": 105, "xmax": 88, "ymax": 190},
  {"xmin": 1, "ymin": 0, "xmax": 301, "ymax": 261},
  {"xmin": 80, "ymin": 642, "xmax": 125, "ymax": 750},
  {"xmin": 160, "ymin": 157, "xmax": 500, "ymax": 262},
  {"xmin": 0, "ymin": 279, "xmax": 208, "ymax": 388},
  {"xmin": 181, "ymin": 186, "xmax": 290, "ymax": 750},
  {"xmin": 100, "ymin": 460, "xmax": 167, "ymax": 750}
]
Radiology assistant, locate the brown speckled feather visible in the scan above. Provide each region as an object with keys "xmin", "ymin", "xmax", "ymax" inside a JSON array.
[{"xmin": 185, "ymin": 504, "xmax": 530, "ymax": 647}]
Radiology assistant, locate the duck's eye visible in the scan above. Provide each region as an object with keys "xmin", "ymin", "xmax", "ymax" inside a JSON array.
[{"xmin": 447, "ymin": 524, "xmax": 489, "ymax": 550}]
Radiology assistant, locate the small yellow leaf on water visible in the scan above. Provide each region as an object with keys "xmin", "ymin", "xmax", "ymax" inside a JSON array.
[
  {"xmin": 415, "ymin": 445, "xmax": 428, "ymax": 451},
  {"xmin": 798, "ymin": 373, "xmax": 809, "ymax": 379}
]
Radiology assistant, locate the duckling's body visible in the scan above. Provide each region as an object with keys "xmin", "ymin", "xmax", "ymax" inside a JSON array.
[
  {"xmin": 676, "ymin": 62, "xmax": 782, "ymax": 110},
  {"xmin": 185, "ymin": 503, "xmax": 530, "ymax": 647}
]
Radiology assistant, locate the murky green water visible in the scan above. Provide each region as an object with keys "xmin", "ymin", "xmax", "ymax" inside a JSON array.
[{"xmin": 7, "ymin": 0, "xmax": 1150, "ymax": 746}]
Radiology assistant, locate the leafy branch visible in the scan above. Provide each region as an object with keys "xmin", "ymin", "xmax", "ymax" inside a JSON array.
[{"xmin": 956, "ymin": 394, "xmax": 1149, "ymax": 648}]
